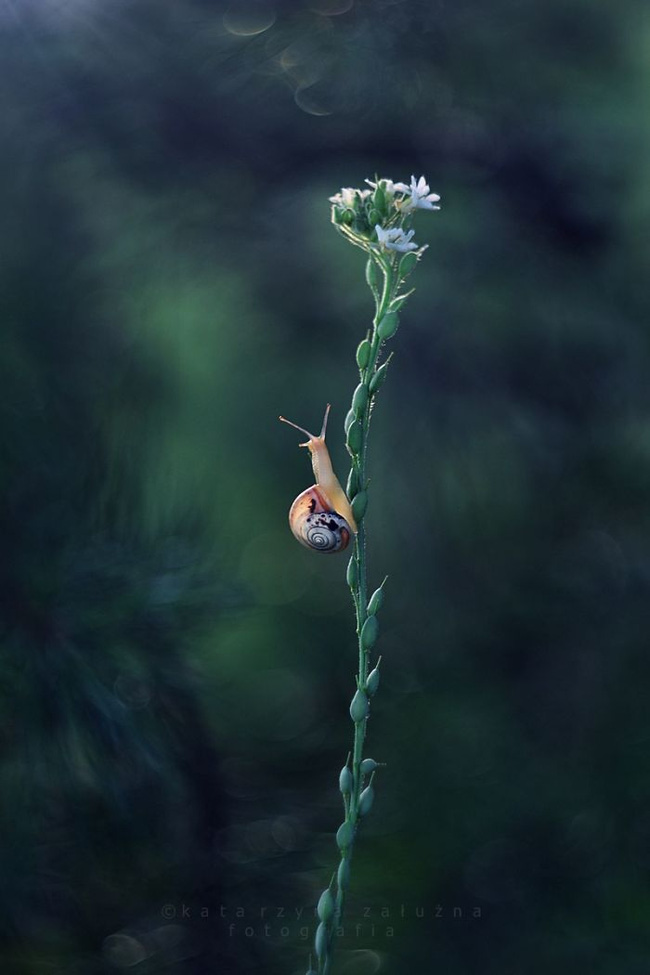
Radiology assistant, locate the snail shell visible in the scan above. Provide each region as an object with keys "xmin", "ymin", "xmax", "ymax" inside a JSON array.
[{"xmin": 289, "ymin": 486, "xmax": 352, "ymax": 553}]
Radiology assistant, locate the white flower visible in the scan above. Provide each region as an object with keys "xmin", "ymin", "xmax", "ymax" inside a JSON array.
[
  {"xmin": 329, "ymin": 187, "xmax": 357, "ymax": 208},
  {"xmin": 365, "ymin": 178, "xmax": 399, "ymax": 196},
  {"xmin": 395, "ymin": 175, "xmax": 441, "ymax": 212},
  {"xmin": 329, "ymin": 187, "xmax": 372, "ymax": 208},
  {"xmin": 374, "ymin": 224, "xmax": 419, "ymax": 253}
]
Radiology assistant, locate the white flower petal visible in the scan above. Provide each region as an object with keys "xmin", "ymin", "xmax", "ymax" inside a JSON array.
[
  {"xmin": 329, "ymin": 187, "xmax": 359, "ymax": 207},
  {"xmin": 366, "ymin": 178, "xmax": 400, "ymax": 196},
  {"xmin": 375, "ymin": 224, "xmax": 420, "ymax": 252}
]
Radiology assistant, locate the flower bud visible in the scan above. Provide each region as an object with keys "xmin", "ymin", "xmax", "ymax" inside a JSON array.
[
  {"xmin": 338, "ymin": 858, "xmax": 351, "ymax": 890},
  {"xmin": 352, "ymin": 382, "xmax": 369, "ymax": 415},
  {"xmin": 377, "ymin": 312, "xmax": 399, "ymax": 341},
  {"xmin": 339, "ymin": 765, "xmax": 353, "ymax": 795},
  {"xmin": 346, "ymin": 468, "xmax": 358, "ymax": 499},
  {"xmin": 356, "ymin": 338, "xmax": 371, "ymax": 369},
  {"xmin": 361, "ymin": 614, "xmax": 379, "ymax": 651},
  {"xmin": 346, "ymin": 419, "xmax": 363, "ymax": 456},
  {"xmin": 317, "ymin": 887, "xmax": 335, "ymax": 923},
  {"xmin": 373, "ymin": 185, "xmax": 387, "ymax": 214},
  {"xmin": 369, "ymin": 359, "xmax": 391, "ymax": 394},
  {"xmin": 365, "ymin": 259, "xmax": 380, "ymax": 294},
  {"xmin": 358, "ymin": 785, "xmax": 375, "ymax": 816},
  {"xmin": 349, "ymin": 688, "xmax": 368, "ymax": 723},
  {"xmin": 360, "ymin": 758, "xmax": 378, "ymax": 775},
  {"xmin": 366, "ymin": 665, "xmax": 380, "ymax": 696},
  {"xmin": 368, "ymin": 208, "xmax": 381, "ymax": 226},
  {"xmin": 315, "ymin": 921, "xmax": 328, "ymax": 960},
  {"xmin": 336, "ymin": 820, "xmax": 354, "ymax": 850},
  {"xmin": 351, "ymin": 491, "xmax": 368, "ymax": 524},
  {"xmin": 399, "ymin": 252, "xmax": 418, "ymax": 277},
  {"xmin": 367, "ymin": 585, "xmax": 385, "ymax": 616},
  {"xmin": 346, "ymin": 556, "xmax": 358, "ymax": 589},
  {"xmin": 344, "ymin": 408, "xmax": 356, "ymax": 435}
]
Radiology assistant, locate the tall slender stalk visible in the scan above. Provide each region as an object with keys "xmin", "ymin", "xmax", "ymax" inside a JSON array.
[{"xmin": 303, "ymin": 176, "xmax": 440, "ymax": 975}]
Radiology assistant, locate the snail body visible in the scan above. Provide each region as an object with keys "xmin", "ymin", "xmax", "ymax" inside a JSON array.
[{"xmin": 279, "ymin": 404, "xmax": 357, "ymax": 553}]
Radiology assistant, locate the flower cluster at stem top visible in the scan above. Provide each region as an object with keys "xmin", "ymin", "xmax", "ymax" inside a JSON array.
[{"xmin": 329, "ymin": 175, "xmax": 440, "ymax": 255}]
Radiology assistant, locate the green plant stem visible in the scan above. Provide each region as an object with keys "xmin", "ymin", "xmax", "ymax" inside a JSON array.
[{"xmin": 320, "ymin": 254, "xmax": 397, "ymax": 975}]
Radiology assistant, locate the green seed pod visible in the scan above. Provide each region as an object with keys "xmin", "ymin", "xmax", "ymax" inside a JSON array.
[
  {"xmin": 346, "ymin": 468, "xmax": 359, "ymax": 500},
  {"xmin": 360, "ymin": 758, "xmax": 378, "ymax": 775},
  {"xmin": 340, "ymin": 209, "xmax": 355, "ymax": 226},
  {"xmin": 351, "ymin": 491, "xmax": 368, "ymax": 524},
  {"xmin": 317, "ymin": 887, "xmax": 335, "ymax": 923},
  {"xmin": 349, "ymin": 688, "xmax": 369, "ymax": 723},
  {"xmin": 338, "ymin": 858, "xmax": 351, "ymax": 890},
  {"xmin": 314, "ymin": 921, "xmax": 328, "ymax": 960},
  {"xmin": 361, "ymin": 614, "xmax": 379, "ymax": 651},
  {"xmin": 339, "ymin": 765, "xmax": 353, "ymax": 795},
  {"xmin": 373, "ymin": 185, "xmax": 387, "ymax": 214},
  {"xmin": 352, "ymin": 382, "xmax": 369, "ymax": 415},
  {"xmin": 356, "ymin": 338, "xmax": 371, "ymax": 369},
  {"xmin": 365, "ymin": 259, "xmax": 380, "ymax": 294},
  {"xmin": 367, "ymin": 585, "xmax": 385, "ymax": 616},
  {"xmin": 346, "ymin": 556, "xmax": 358, "ymax": 589},
  {"xmin": 336, "ymin": 820, "xmax": 354, "ymax": 850},
  {"xmin": 399, "ymin": 251, "xmax": 418, "ymax": 277},
  {"xmin": 389, "ymin": 291, "xmax": 412, "ymax": 313},
  {"xmin": 358, "ymin": 785, "xmax": 375, "ymax": 817},
  {"xmin": 346, "ymin": 419, "xmax": 363, "ymax": 456},
  {"xmin": 369, "ymin": 359, "xmax": 391, "ymax": 395},
  {"xmin": 366, "ymin": 665, "xmax": 381, "ymax": 696},
  {"xmin": 344, "ymin": 408, "xmax": 356, "ymax": 435},
  {"xmin": 377, "ymin": 312, "xmax": 399, "ymax": 341}
]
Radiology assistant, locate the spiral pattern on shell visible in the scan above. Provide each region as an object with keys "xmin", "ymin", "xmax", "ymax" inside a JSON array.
[
  {"xmin": 289, "ymin": 487, "xmax": 352, "ymax": 553},
  {"xmin": 302, "ymin": 511, "xmax": 351, "ymax": 552}
]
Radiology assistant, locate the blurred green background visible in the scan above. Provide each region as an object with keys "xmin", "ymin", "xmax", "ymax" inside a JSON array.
[{"xmin": 2, "ymin": 0, "xmax": 650, "ymax": 972}]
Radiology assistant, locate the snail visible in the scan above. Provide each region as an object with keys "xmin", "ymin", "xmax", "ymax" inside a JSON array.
[{"xmin": 279, "ymin": 404, "xmax": 358, "ymax": 553}]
